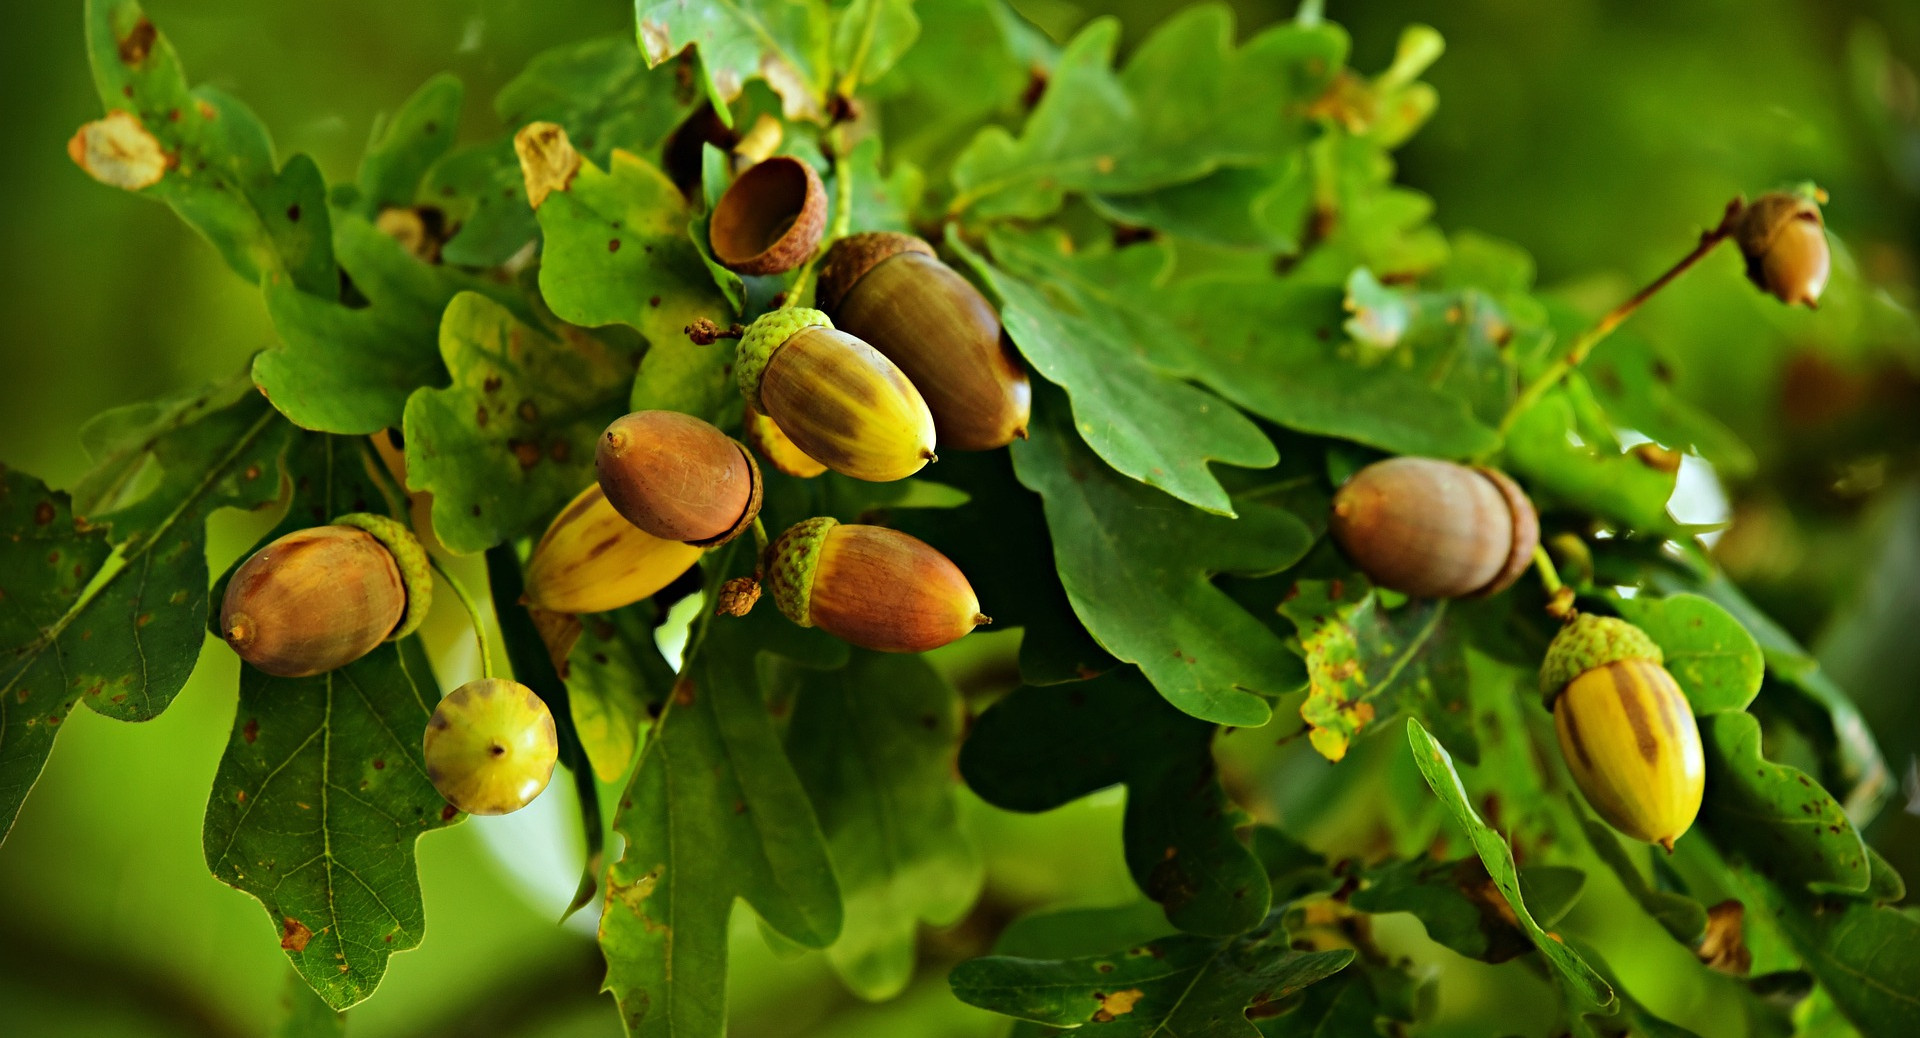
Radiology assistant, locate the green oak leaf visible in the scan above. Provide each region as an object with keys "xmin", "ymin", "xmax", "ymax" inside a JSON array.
[
  {"xmin": 1576, "ymin": 813, "xmax": 1707, "ymax": 947},
  {"xmin": 81, "ymin": 0, "xmax": 335, "ymax": 295},
  {"xmin": 1279, "ymin": 579, "xmax": 1473, "ymax": 765},
  {"xmin": 1165, "ymin": 276, "xmax": 1502, "ymax": 459},
  {"xmin": 1698, "ymin": 711, "xmax": 1871, "ymax": 894},
  {"xmin": 779, "ymin": 651, "xmax": 982, "ymax": 1000},
  {"xmin": 950, "ymin": 904, "xmax": 1354, "ymax": 1034},
  {"xmin": 424, "ymin": 140, "xmax": 536, "ymax": 269},
  {"xmin": 868, "ymin": 0, "xmax": 1054, "ymax": 174},
  {"xmin": 1089, "ymin": 159, "xmax": 1311, "ymax": 252},
  {"xmin": 256, "ymin": 211, "xmax": 514, "ymax": 435},
  {"xmin": 832, "ymin": 0, "xmax": 920, "ymax": 90},
  {"xmin": 497, "ymin": 36, "xmax": 695, "ymax": 163},
  {"xmin": 270, "ymin": 967, "xmax": 346, "ymax": 1038},
  {"xmin": 1351, "ymin": 856, "xmax": 1585, "ymax": 964},
  {"xmin": 1, "ymin": 380, "xmax": 290, "ymax": 841},
  {"xmin": 1011, "ymin": 387, "xmax": 1309, "ymax": 726},
  {"xmin": 1406, "ymin": 718, "xmax": 1615, "ymax": 1011},
  {"xmin": 948, "ymin": 6, "xmax": 1343, "ymax": 220},
  {"xmin": 1255, "ymin": 972, "xmax": 1388, "ymax": 1038},
  {"xmin": 1581, "ymin": 333, "xmax": 1756, "ymax": 480},
  {"xmin": 1505, "ymin": 393, "xmax": 1678, "ymax": 533},
  {"xmin": 355, "ymin": 74, "xmax": 463, "ymax": 216},
  {"xmin": 992, "ymin": 901, "xmax": 1176, "ymax": 961},
  {"xmin": 599, "ymin": 604, "xmax": 842, "ymax": 1037},
  {"xmin": 1615, "ymin": 593, "xmax": 1764, "ymax": 714},
  {"xmin": 401, "ymin": 291, "xmax": 641, "ymax": 554},
  {"xmin": 955, "ymin": 229, "xmax": 1278, "ymax": 516},
  {"xmin": 532, "ymin": 149, "xmax": 736, "ymax": 422},
  {"xmin": 960, "ymin": 669, "xmax": 1271, "ymax": 937},
  {"xmin": 566, "ymin": 604, "xmax": 676, "ymax": 784},
  {"xmin": 634, "ymin": 0, "xmax": 831, "ymax": 122}
]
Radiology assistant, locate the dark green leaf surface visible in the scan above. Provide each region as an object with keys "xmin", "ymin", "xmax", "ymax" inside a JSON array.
[
  {"xmin": 781, "ymin": 651, "xmax": 981, "ymax": 1000},
  {"xmin": 950, "ymin": 907, "xmax": 1353, "ymax": 1035},
  {"xmin": 957, "ymin": 230, "xmax": 1277, "ymax": 515},
  {"xmin": 1406, "ymin": 718, "xmax": 1615, "ymax": 1011},
  {"xmin": 599, "ymin": 607, "xmax": 842, "ymax": 1037},
  {"xmin": 533, "ymin": 150, "xmax": 736, "ymax": 422},
  {"xmin": 961, "ymin": 670, "xmax": 1271, "ymax": 937},
  {"xmin": 497, "ymin": 37, "xmax": 693, "ymax": 163},
  {"xmin": 1011, "ymin": 388, "xmax": 1308, "ymax": 726},
  {"xmin": 1, "ymin": 382, "xmax": 289, "ymax": 841},
  {"xmin": 1351, "ymin": 856, "xmax": 1585, "ymax": 963},
  {"xmin": 1698, "ymin": 711, "xmax": 1870, "ymax": 894},
  {"xmin": 948, "ymin": 6, "xmax": 1342, "ymax": 219},
  {"xmin": 1504, "ymin": 394, "xmax": 1677, "ymax": 533},
  {"xmin": 401, "ymin": 292, "xmax": 640, "ymax": 554},
  {"xmin": 633, "ymin": 0, "xmax": 830, "ymax": 122},
  {"xmin": 82, "ymin": 0, "xmax": 335, "ymax": 295},
  {"xmin": 256, "ymin": 212, "xmax": 511, "ymax": 434},
  {"xmin": 355, "ymin": 74, "xmax": 463, "ymax": 217},
  {"xmin": 1616, "ymin": 593, "xmax": 1763, "ymax": 715},
  {"xmin": 869, "ymin": 0, "xmax": 1052, "ymax": 173},
  {"xmin": 831, "ymin": 0, "xmax": 920, "ymax": 90}
]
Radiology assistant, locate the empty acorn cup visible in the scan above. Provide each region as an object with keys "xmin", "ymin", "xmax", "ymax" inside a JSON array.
[{"xmin": 708, "ymin": 156, "xmax": 827, "ymax": 275}]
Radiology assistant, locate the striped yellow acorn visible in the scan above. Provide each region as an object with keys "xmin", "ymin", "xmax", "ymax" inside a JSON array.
[
  {"xmin": 522, "ymin": 483, "xmax": 703, "ymax": 615},
  {"xmin": 423, "ymin": 678, "xmax": 558, "ymax": 815},
  {"xmin": 735, "ymin": 308, "xmax": 937, "ymax": 482},
  {"xmin": 1541, "ymin": 614, "xmax": 1705, "ymax": 852},
  {"xmin": 743, "ymin": 403, "xmax": 827, "ymax": 478}
]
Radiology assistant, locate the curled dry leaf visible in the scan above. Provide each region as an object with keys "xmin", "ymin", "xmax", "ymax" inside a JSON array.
[
  {"xmin": 1696, "ymin": 899, "xmax": 1753, "ymax": 976},
  {"xmin": 514, "ymin": 121, "xmax": 582, "ymax": 210},
  {"xmin": 68, "ymin": 110, "xmax": 170, "ymax": 191}
]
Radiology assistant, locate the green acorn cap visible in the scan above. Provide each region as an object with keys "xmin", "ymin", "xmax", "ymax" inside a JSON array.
[
  {"xmin": 736, "ymin": 307, "xmax": 832, "ymax": 410},
  {"xmin": 334, "ymin": 512, "xmax": 433, "ymax": 640},
  {"xmin": 1539, "ymin": 612, "xmax": 1663, "ymax": 707},
  {"xmin": 764, "ymin": 516, "xmax": 838, "ymax": 627}
]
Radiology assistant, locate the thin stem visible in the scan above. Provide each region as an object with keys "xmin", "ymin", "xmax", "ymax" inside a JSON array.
[
  {"xmin": 750, "ymin": 515, "xmax": 770, "ymax": 558},
  {"xmin": 787, "ymin": 126, "xmax": 857, "ymax": 307},
  {"xmin": 1533, "ymin": 545, "xmax": 1577, "ymax": 621},
  {"xmin": 431, "ymin": 557, "xmax": 496, "ymax": 680},
  {"xmin": 1491, "ymin": 198, "xmax": 1746, "ymax": 447}
]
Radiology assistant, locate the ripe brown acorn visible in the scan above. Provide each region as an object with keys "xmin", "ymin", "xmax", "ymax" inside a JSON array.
[
  {"xmin": 1329, "ymin": 457, "xmax": 1539, "ymax": 599},
  {"xmin": 595, "ymin": 410, "xmax": 761, "ymax": 547},
  {"xmin": 817, "ymin": 232, "xmax": 1031, "ymax": 450},
  {"xmin": 221, "ymin": 514, "xmax": 432, "ymax": 678},
  {"xmin": 1735, "ymin": 191, "xmax": 1830, "ymax": 308},
  {"xmin": 708, "ymin": 156, "xmax": 826, "ymax": 275},
  {"xmin": 736, "ymin": 308, "xmax": 937, "ymax": 482},
  {"xmin": 764, "ymin": 517, "xmax": 988, "ymax": 653}
]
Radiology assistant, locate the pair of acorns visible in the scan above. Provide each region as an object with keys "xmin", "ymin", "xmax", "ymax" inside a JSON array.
[{"xmin": 1330, "ymin": 457, "xmax": 1703, "ymax": 851}]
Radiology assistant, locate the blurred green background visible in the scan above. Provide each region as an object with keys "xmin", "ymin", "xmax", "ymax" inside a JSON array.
[{"xmin": 3, "ymin": 1, "xmax": 1918, "ymax": 1036}]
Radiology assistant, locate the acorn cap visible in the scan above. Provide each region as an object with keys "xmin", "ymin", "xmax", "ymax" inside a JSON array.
[
  {"xmin": 737, "ymin": 307, "xmax": 832, "ymax": 409},
  {"xmin": 1539, "ymin": 613, "xmax": 1664, "ymax": 707},
  {"xmin": 709, "ymin": 156, "xmax": 827, "ymax": 275},
  {"xmin": 816, "ymin": 232, "xmax": 936, "ymax": 314},
  {"xmin": 1472, "ymin": 466, "xmax": 1540, "ymax": 597},
  {"xmin": 334, "ymin": 512, "xmax": 433, "ymax": 640},
  {"xmin": 765, "ymin": 516, "xmax": 838, "ymax": 626},
  {"xmin": 691, "ymin": 442, "xmax": 763, "ymax": 548}
]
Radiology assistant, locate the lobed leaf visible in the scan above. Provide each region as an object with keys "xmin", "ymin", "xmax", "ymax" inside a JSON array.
[
  {"xmin": 565, "ymin": 604, "xmax": 676, "ymax": 784},
  {"xmin": 1504, "ymin": 393, "xmax": 1678, "ymax": 533},
  {"xmin": 354, "ymin": 74, "xmax": 463, "ymax": 217},
  {"xmin": 1698, "ymin": 711, "xmax": 1871, "ymax": 894},
  {"xmin": 634, "ymin": 0, "xmax": 831, "ymax": 122},
  {"xmin": 1616, "ymin": 592, "xmax": 1764, "ymax": 715},
  {"xmin": 1351, "ymin": 856, "xmax": 1585, "ymax": 964},
  {"xmin": 831, "ymin": 0, "xmax": 920, "ymax": 90}
]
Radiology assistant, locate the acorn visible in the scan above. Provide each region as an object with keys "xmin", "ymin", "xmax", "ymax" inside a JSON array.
[
  {"xmin": 523, "ymin": 483, "xmax": 703, "ymax": 615},
  {"xmin": 817, "ymin": 232, "xmax": 1032, "ymax": 450},
  {"xmin": 423, "ymin": 677, "xmax": 559, "ymax": 816},
  {"xmin": 220, "ymin": 513, "xmax": 432, "ymax": 678},
  {"xmin": 1735, "ymin": 191, "xmax": 1830, "ymax": 308},
  {"xmin": 743, "ymin": 403, "xmax": 827, "ymax": 478},
  {"xmin": 1329, "ymin": 457, "xmax": 1539, "ymax": 599},
  {"xmin": 765, "ymin": 517, "xmax": 987, "ymax": 653},
  {"xmin": 736, "ymin": 308, "xmax": 937, "ymax": 482},
  {"xmin": 708, "ymin": 156, "xmax": 826, "ymax": 275},
  {"xmin": 595, "ymin": 410, "xmax": 761, "ymax": 546},
  {"xmin": 1541, "ymin": 614, "xmax": 1704, "ymax": 852}
]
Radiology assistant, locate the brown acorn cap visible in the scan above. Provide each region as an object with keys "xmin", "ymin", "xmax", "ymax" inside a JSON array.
[
  {"xmin": 691, "ymin": 442, "xmax": 762, "ymax": 548},
  {"xmin": 816, "ymin": 232, "xmax": 936, "ymax": 314},
  {"xmin": 709, "ymin": 156, "xmax": 827, "ymax": 275},
  {"xmin": 1468, "ymin": 467, "xmax": 1539, "ymax": 598}
]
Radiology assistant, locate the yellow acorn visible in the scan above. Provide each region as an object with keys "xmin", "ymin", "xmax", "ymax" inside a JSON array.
[
  {"xmin": 743, "ymin": 403, "xmax": 827, "ymax": 478},
  {"xmin": 422, "ymin": 678, "xmax": 558, "ymax": 815},
  {"xmin": 522, "ymin": 483, "xmax": 703, "ymax": 615},
  {"xmin": 1540, "ymin": 614, "xmax": 1705, "ymax": 852},
  {"xmin": 735, "ymin": 308, "xmax": 937, "ymax": 482}
]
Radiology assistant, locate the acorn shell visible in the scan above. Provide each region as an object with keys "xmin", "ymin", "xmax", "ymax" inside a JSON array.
[
  {"xmin": 523, "ymin": 483, "xmax": 704, "ymax": 614},
  {"xmin": 1737, "ymin": 193, "xmax": 1830, "ymax": 308},
  {"xmin": 819, "ymin": 234, "xmax": 1031, "ymax": 451},
  {"xmin": 221, "ymin": 525, "xmax": 407, "ymax": 678},
  {"xmin": 766, "ymin": 517, "xmax": 986, "ymax": 653},
  {"xmin": 1329, "ymin": 457, "xmax": 1539, "ymax": 599},
  {"xmin": 423, "ymin": 678, "xmax": 559, "ymax": 816},
  {"xmin": 744, "ymin": 403, "xmax": 828, "ymax": 478},
  {"xmin": 758, "ymin": 326, "xmax": 937, "ymax": 482},
  {"xmin": 1554, "ymin": 658, "xmax": 1704, "ymax": 851},
  {"xmin": 708, "ymin": 156, "xmax": 826, "ymax": 275},
  {"xmin": 596, "ymin": 410, "xmax": 761, "ymax": 547}
]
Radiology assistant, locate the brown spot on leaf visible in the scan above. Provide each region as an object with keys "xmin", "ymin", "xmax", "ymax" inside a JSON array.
[
  {"xmin": 373, "ymin": 758, "xmax": 386, "ymax": 770},
  {"xmin": 514, "ymin": 122, "xmax": 581, "ymax": 209},
  {"xmin": 441, "ymin": 803, "xmax": 460, "ymax": 820},
  {"xmin": 117, "ymin": 18, "xmax": 157, "ymax": 65},
  {"xmin": 511, "ymin": 441, "xmax": 541, "ymax": 470},
  {"xmin": 608, "ymin": 238, "xmax": 622, "ymax": 252},
  {"xmin": 69, "ymin": 111, "xmax": 170, "ymax": 191},
  {"xmin": 1091, "ymin": 989, "xmax": 1143, "ymax": 1022},
  {"xmin": 242, "ymin": 718, "xmax": 258, "ymax": 743},
  {"xmin": 518, "ymin": 401, "xmax": 540, "ymax": 423},
  {"xmin": 280, "ymin": 917, "xmax": 313, "ymax": 952},
  {"xmin": 33, "ymin": 501, "xmax": 54, "ymax": 526}
]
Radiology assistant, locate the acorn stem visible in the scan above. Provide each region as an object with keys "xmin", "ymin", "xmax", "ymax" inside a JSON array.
[
  {"xmin": 432, "ymin": 556, "xmax": 497, "ymax": 680},
  {"xmin": 1532, "ymin": 545, "xmax": 1576, "ymax": 620},
  {"xmin": 750, "ymin": 515, "xmax": 770, "ymax": 556},
  {"xmin": 1491, "ymin": 197, "xmax": 1746, "ymax": 449}
]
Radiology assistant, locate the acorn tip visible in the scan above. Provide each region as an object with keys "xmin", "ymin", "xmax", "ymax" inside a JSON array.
[
  {"xmin": 973, "ymin": 613, "xmax": 992, "ymax": 627},
  {"xmin": 1658, "ymin": 836, "xmax": 1676, "ymax": 854}
]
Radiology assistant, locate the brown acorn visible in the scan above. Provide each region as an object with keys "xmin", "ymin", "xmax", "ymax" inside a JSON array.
[
  {"xmin": 818, "ymin": 232, "xmax": 1031, "ymax": 450},
  {"xmin": 736, "ymin": 308, "xmax": 937, "ymax": 482},
  {"xmin": 523, "ymin": 484, "xmax": 704, "ymax": 615},
  {"xmin": 764, "ymin": 517, "xmax": 987, "ymax": 653},
  {"xmin": 1735, "ymin": 191, "xmax": 1830, "ymax": 308},
  {"xmin": 596, "ymin": 410, "xmax": 761, "ymax": 547},
  {"xmin": 1329, "ymin": 457, "xmax": 1539, "ymax": 599},
  {"xmin": 743, "ymin": 403, "xmax": 827, "ymax": 478},
  {"xmin": 708, "ymin": 156, "xmax": 826, "ymax": 275},
  {"xmin": 220, "ymin": 513, "xmax": 432, "ymax": 678}
]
